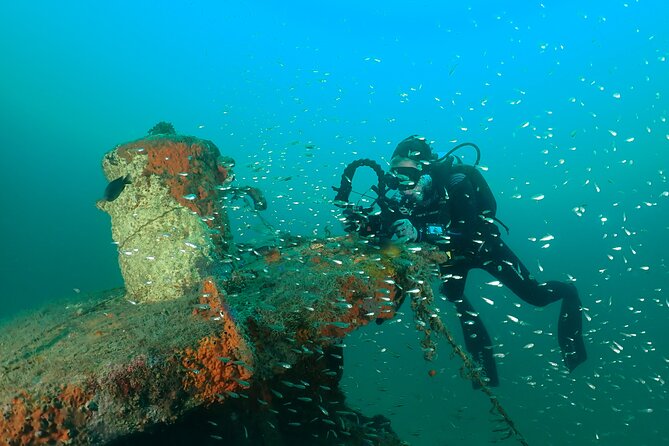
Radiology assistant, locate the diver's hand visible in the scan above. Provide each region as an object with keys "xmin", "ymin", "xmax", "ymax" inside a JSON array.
[
  {"xmin": 342, "ymin": 208, "xmax": 382, "ymax": 237},
  {"xmin": 342, "ymin": 209, "xmax": 365, "ymax": 233},
  {"xmin": 391, "ymin": 219, "xmax": 418, "ymax": 243}
]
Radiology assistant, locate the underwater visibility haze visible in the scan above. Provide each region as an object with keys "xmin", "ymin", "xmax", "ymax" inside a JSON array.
[{"xmin": 0, "ymin": 1, "xmax": 668, "ymax": 445}]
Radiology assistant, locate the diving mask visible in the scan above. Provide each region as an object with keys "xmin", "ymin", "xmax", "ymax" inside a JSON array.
[{"xmin": 387, "ymin": 166, "xmax": 422, "ymax": 191}]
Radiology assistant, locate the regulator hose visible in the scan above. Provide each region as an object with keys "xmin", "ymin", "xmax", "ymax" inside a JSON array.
[{"xmin": 438, "ymin": 142, "xmax": 481, "ymax": 166}]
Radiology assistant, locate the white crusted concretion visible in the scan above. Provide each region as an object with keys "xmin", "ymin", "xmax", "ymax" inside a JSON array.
[{"xmin": 97, "ymin": 140, "xmax": 224, "ymax": 303}]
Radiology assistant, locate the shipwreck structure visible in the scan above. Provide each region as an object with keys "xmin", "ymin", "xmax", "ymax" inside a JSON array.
[
  {"xmin": 0, "ymin": 124, "xmax": 526, "ymax": 446},
  {"xmin": 0, "ymin": 124, "xmax": 421, "ymax": 445}
]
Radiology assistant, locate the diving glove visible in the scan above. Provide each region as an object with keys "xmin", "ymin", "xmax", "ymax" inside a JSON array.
[
  {"xmin": 342, "ymin": 208, "xmax": 381, "ymax": 237},
  {"xmin": 390, "ymin": 219, "xmax": 418, "ymax": 243},
  {"xmin": 342, "ymin": 209, "xmax": 364, "ymax": 233}
]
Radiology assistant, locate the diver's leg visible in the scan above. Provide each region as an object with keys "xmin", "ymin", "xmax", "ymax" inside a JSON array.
[
  {"xmin": 479, "ymin": 235, "xmax": 587, "ymax": 371},
  {"xmin": 440, "ymin": 263, "xmax": 499, "ymax": 387}
]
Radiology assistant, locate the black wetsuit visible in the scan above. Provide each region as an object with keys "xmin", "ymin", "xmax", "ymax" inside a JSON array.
[{"xmin": 382, "ymin": 162, "xmax": 587, "ymax": 386}]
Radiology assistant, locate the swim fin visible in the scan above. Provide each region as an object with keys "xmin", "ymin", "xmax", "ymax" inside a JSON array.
[
  {"xmin": 557, "ymin": 283, "xmax": 587, "ymax": 372},
  {"xmin": 453, "ymin": 295, "xmax": 499, "ymax": 388}
]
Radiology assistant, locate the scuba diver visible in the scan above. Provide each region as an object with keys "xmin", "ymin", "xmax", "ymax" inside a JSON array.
[{"xmin": 335, "ymin": 135, "xmax": 587, "ymax": 387}]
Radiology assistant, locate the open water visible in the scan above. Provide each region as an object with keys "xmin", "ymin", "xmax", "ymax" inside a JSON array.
[{"xmin": 1, "ymin": 1, "xmax": 667, "ymax": 444}]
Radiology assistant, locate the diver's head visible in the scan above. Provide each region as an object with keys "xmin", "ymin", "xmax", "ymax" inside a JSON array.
[
  {"xmin": 388, "ymin": 147, "xmax": 434, "ymax": 208},
  {"xmin": 391, "ymin": 135, "xmax": 436, "ymax": 165}
]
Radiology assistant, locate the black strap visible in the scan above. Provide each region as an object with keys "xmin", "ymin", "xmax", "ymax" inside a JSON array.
[{"xmin": 492, "ymin": 216, "xmax": 510, "ymax": 235}]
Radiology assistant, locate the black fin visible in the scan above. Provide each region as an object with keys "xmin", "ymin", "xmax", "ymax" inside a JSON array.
[{"xmin": 558, "ymin": 284, "xmax": 587, "ymax": 371}]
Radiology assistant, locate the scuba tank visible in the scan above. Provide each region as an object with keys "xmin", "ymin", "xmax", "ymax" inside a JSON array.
[
  {"xmin": 450, "ymin": 164, "xmax": 497, "ymax": 221},
  {"xmin": 435, "ymin": 142, "xmax": 507, "ymax": 233}
]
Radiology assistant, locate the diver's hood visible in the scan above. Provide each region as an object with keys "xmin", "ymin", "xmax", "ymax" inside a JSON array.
[{"xmin": 391, "ymin": 135, "xmax": 437, "ymax": 162}]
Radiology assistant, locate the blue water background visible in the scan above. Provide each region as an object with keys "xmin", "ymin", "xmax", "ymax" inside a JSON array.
[{"xmin": 1, "ymin": 1, "xmax": 667, "ymax": 444}]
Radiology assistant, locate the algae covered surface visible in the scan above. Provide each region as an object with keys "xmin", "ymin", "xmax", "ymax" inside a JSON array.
[
  {"xmin": 0, "ymin": 237, "xmax": 437, "ymax": 444},
  {"xmin": 0, "ymin": 289, "xmax": 218, "ymax": 403}
]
